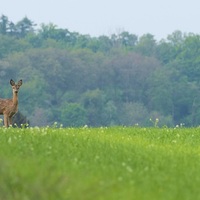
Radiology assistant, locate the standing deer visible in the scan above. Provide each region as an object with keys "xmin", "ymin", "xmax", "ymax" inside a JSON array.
[{"xmin": 0, "ymin": 79, "xmax": 22, "ymax": 127}]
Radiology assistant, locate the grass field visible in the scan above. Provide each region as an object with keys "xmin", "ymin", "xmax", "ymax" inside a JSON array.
[{"xmin": 0, "ymin": 126, "xmax": 200, "ymax": 200}]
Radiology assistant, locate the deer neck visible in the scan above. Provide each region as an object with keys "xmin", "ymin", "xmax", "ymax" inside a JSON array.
[{"xmin": 12, "ymin": 92, "xmax": 18, "ymax": 106}]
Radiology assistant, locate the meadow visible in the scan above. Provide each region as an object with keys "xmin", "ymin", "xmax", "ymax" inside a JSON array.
[{"xmin": 0, "ymin": 125, "xmax": 200, "ymax": 200}]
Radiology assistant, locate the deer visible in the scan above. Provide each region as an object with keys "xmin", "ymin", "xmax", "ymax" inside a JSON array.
[{"xmin": 0, "ymin": 79, "xmax": 22, "ymax": 127}]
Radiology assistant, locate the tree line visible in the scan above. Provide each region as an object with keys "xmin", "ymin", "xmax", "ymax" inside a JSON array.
[{"xmin": 0, "ymin": 15, "xmax": 200, "ymax": 127}]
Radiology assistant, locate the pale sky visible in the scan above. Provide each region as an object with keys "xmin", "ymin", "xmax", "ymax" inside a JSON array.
[{"xmin": 1, "ymin": 0, "xmax": 200, "ymax": 40}]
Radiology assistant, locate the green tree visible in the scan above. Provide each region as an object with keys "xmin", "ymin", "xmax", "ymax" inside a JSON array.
[
  {"xmin": 171, "ymin": 76, "xmax": 198, "ymax": 125},
  {"xmin": 8, "ymin": 21, "xmax": 17, "ymax": 36},
  {"xmin": 156, "ymin": 40, "xmax": 176, "ymax": 64},
  {"xmin": 82, "ymin": 89, "xmax": 106, "ymax": 126},
  {"xmin": 102, "ymin": 101, "xmax": 118, "ymax": 125},
  {"xmin": 0, "ymin": 15, "xmax": 9, "ymax": 35},
  {"xmin": 167, "ymin": 30, "xmax": 184, "ymax": 46},
  {"xmin": 61, "ymin": 103, "xmax": 87, "ymax": 127},
  {"xmin": 177, "ymin": 34, "xmax": 200, "ymax": 81},
  {"xmin": 97, "ymin": 35, "xmax": 113, "ymax": 52},
  {"xmin": 16, "ymin": 17, "xmax": 36, "ymax": 37},
  {"xmin": 39, "ymin": 23, "xmax": 72, "ymax": 43},
  {"xmin": 118, "ymin": 102, "xmax": 149, "ymax": 126},
  {"xmin": 146, "ymin": 68, "xmax": 174, "ymax": 116},
  {"xmin": 136, "ymin": 33, "xmax": 156, "ymax": 56},
  {"xmin": 118, "ymin": 31, "xmax": 138, "ymax": 47}
]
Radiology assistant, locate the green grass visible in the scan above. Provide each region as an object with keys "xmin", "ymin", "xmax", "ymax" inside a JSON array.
[{"xmin": 1, "ymin": 126, "xmax": 200, "ymax": 200}]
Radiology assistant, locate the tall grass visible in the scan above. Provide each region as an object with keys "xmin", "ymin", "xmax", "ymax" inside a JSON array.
[{"xmin": 0, "ymin": 126, "xmax": 200, "ymax": 200}]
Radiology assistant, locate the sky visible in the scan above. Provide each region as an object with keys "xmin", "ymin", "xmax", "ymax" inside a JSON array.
[{"xmin": 1, "ymin": 0, "xmax": 200, "ymax": 40}]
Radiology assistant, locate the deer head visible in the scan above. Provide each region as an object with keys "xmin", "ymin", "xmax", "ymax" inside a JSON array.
[{"xmin": 10, "ymin": 79, "xmax": 22, "ymax": 94}]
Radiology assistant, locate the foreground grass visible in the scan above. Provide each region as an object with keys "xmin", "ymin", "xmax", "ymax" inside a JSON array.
[{"xmin": 0, "ymin": 126, "xmax": 200, "ymax": 200}]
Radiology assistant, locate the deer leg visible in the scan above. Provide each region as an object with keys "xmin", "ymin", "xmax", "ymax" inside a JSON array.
[
  {"xmin": 4, "ymin": 114, "xmax": 8, "ymax": 128},
  {"xmin": 8, "ymin": 117, "xmax": 12, "ymax": 127}
]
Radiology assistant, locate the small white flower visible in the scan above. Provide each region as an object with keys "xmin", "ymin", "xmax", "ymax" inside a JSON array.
[{"xmin": 83, "ymin": 125, "xmax": 88, "ymax": 129}]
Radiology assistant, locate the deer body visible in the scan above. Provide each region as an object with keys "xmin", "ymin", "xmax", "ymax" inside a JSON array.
[{"xmin": 0, "ymin": 79, "xmax": 22, "ymax": 127}]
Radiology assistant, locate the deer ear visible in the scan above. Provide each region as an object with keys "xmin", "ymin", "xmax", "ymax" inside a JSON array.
[
  {"xmin": 10, "ymin": 79, "xmax": 15, "ymax": 86},
  {"xmin": 18, "ymin": 80, "xmax": 22, "ymax": 86}
]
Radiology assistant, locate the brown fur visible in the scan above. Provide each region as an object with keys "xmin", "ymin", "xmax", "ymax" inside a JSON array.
[{"xmin": 0, "ymin": 79, "xmax": 22, "ymax": 127}]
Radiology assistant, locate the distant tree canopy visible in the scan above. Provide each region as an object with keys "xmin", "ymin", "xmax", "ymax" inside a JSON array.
[{"xmin": 0, "ymin": 15, "xmax": 200, "ymax": 127}]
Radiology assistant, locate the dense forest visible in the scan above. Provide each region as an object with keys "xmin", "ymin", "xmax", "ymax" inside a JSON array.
[{"xmin": 0, "ymin": 15, "xmax": 200, "ymax": 127}]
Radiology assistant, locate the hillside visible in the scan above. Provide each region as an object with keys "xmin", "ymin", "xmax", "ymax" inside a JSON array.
[{"xmin": 1, "ymin": 15, "xmax": 200, "ymax": 127}]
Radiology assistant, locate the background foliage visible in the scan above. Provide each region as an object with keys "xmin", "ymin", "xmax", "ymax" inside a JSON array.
[{"xmin": 1, "ymin": 15, "xmax": 200, "ymax": 127}]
